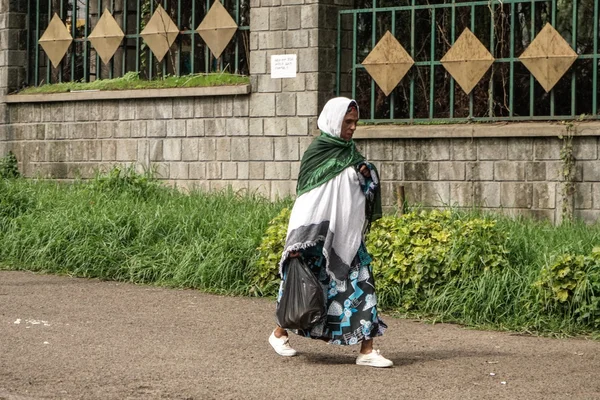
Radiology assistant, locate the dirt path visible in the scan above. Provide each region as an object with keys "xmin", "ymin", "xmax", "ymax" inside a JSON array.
[{"xmin": 1, "ymin": 271, "xmax": 600, "ymax": 400}]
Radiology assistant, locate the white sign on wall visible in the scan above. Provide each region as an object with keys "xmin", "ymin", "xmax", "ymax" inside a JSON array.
[{"xmin": 270, "ymin": 54, "xmax": 297, "ymax": 79}]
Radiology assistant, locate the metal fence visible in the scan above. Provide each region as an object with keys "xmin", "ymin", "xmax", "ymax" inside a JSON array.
[
  {"xmin": 27, "ymin": 0, "xmax": 250, "ymax": 87},
  {"xmin": 337, "ymin": 0, "xmax": 600, "ymax": 123}
]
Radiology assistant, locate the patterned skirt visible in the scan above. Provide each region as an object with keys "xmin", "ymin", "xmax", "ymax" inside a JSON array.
[{"xmin": 277, "ymin": 243, "xmax": 387, "ymax": 345}]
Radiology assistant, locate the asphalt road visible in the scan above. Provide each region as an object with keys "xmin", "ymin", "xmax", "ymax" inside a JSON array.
[{"xmin": 1, "ymin": 270, "xmax": 600, "ymax": 400}]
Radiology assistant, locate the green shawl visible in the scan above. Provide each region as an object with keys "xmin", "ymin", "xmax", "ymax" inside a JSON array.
[{"xmin": 296, "ymin": 132, "xmax": 382, "ymax": 221}]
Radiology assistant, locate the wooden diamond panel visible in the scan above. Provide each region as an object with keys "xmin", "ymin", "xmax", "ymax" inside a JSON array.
[
  {"xmin": 88, "ymin": 9, "xmax": 125, "ymax": 65},
  {"xmin": 519, "ymin": 23, "xmax": 578, "ymax": 92},
  {"xmin": 140, "ymin": 5, "xmax": 179, "ymax": 62},
  {"xmin": 441, "ymin": 28, "xmax": 495, "ymax": 94},
  {"xmin": 197, "ymin": 0, "xmax": 238, "ymax": 59},
  {"xmin": 39, "ymin": 13, "xmax": 73, "ymax": 68},
  {"xmin": 362, "ymin": 31, "xmax": 414, "ymax": 96}
]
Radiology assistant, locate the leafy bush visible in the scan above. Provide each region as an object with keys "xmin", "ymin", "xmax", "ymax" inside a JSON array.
[
  {"xmin": 251, "ymin": 207, "xmax": 291, "ymax": 296},
  {"xmin": 537, "ymin": 248, "xmax": 600, "ymax": 328},
  {"xmin": 367, "ymin": 210, "xmax": 509, "ymax": 310},
  {"xmin": 0, "ymin": 151, "xmax": 20, "ymax": 179}
]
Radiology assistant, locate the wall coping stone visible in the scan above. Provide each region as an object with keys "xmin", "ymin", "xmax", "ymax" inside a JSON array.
[
  {"xmin": 354, "ymin": 121, "xmax": 600, "ymax": 139},
  {"xmin": 3, "ymin": 84, "xmax": 251, "ymax": 104}
]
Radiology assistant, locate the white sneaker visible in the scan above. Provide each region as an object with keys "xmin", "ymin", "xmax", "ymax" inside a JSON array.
[
  {"xmin": 269, "ymin": 331, "xmax": 297, "ymax": 357},
  {"xmin": 356, "ymin": 349, "xmax": 393, "ymax": 368}
]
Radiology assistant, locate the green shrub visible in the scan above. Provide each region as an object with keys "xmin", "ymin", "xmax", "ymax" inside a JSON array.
[
  {"xmin": 251, "ymin": 207, "xmax": 291, "ymax": 296},
  {"xmin": 0, "ymin": 151, "xmax": 20, "ymax": 179},
  {"xmin": 367, "ymin": 210, "xmax": 509, "ymax": 310},
  {"xmin": 537, "ymin": 247, "xmax": 600, "ymax": 328}
]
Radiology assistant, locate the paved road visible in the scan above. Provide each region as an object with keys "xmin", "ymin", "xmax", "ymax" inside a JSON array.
[{"xmin": 1, "ymin": 270, "xmax": 600, "ymax": 400}]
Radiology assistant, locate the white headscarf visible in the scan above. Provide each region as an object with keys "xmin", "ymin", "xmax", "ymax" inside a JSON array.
[{"xmin": 317, "ymin": 97, "xmax": 360, "ymax": 138}]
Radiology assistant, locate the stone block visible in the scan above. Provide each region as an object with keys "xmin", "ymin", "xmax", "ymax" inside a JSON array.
[
  {"xmin": 250, "ymin": 50, "xmax": 267, "ymax": 75},
  {"xmin": 206, "ymin": 162, "xmax": 222, "ymax": 180},
  {"xmin": 422, "ymin": 139, "xmax": 450, "ymax": 160},
  {"xmin": 270, "ymin": 7, "xmax": 287, "ymax": 30},
  {"xmin": 169, "ymin": 162, "xmax": 188, "ymax": 180},
  {"xmin": 101, "ymin": 103, "xmax": 119, "ymax": 121},
  {"xmin": 237, "ymin": 162, "xmax": 249, "ymax": 180},
  {"xmin": 299, "ymin": 137, "xmax": 314, "ymax": 155},
  {"xmin": 185, "ymin": 119, "xmax": 204, "ymax": 137},
  {"xmin": 473, "ymin": 182, "xmax": 500, "ymax": 208},
  {"xmin": 532, "ymin": 182, "xmax": 556, "ymax": 209},
  {"xmin": 573, "ymin": 137, "xmax": 598, "ymax": 160},
  {"xmin": 287, "ymin": 7, "xmax": 301, "ymax": 30},
  {"xmin": 507, "ymin": 138, "xmax": 533, "ymax": 160},
  {"xmin": 116, "ymin": 140, "xmax": 137, "ymax": 161},
  {"xmin": 265, "ymin": 161, "xmax": 291, "ymax": 180},
  {"xmin": 264, "ymin": 117, "xmax": 287, "ymax": 136},
  {"xmin": 149, "ymin": 139, "xmax": 164, "ymax": 162},
  {"xmin": 284, "ymin": 30, "xmax": 309, "ymax": 48},
  {"xmin": 582, "ymin": 161, "xmax": 600, "ymax": 181},
  {"xmin": 97, "ymin": 122, "xmax": 117, "ymax": 139},
  {"xmin": 271, "ymin": 180, "xmax": 296, "ymax": 201},
  {"xmin": 494, "ymin": 161, "xmax": 525, "ymax": 181},
  {"xmin": 421, "ymin": 182, "xmax": 450, "ymax": 207},
  {"xmin": 189, "ymin": 162, "xmax": 206, "ymax": 180},
  {"xmin": 368, "ymin": 140, "xmax": 394, "ymax": 161},
  {"xmin": 478, "ymin": 138, "xmax": 507, "ymax": 160},
  {"xmin": 147, "ymin": 120, "xmax": 167, "ymax": 137},
  {"xmin": 276, "ymin": 93, "xmax": 296, "ymax": 116},
  {"xmin": 274, "ymin": 137, "xmax": 299, "ymax": 161},
  {"xmin": 213, "ymin": 97, "xmax": 234, "ymax": 117},
  {"xmin": 379, "ymin": 162, "xmax": 402, "ymax": 181},
  {"xmin": 282, "ymin": 74, "xmax": 306, "ymax": 92},
  {"xmin": 439, "ymin": 162, "xmax": 465, "ymax": 181},
  {"xmin": 526, "ymin": 161, "xmax": 546, "ymax": 181},
  {"xmin": 101, "ymin": 140, "xmax": 117, "ymax": 161},
  {"xmin": 233, "ymin": 97, "xmax": 250, "ymax": 117},
  {"xmin": 404, "ymin": 162, "xmax": 438, "ymax": 181},
  {"xmin": 297, "ymin": 91, "xmax": 318, "ymax": 116},
  {"xmin": 165, "ymin": 119, "xmax": 186, "ymax": 138},
  {"xmin": 153, "ymin": 163, "xmax": 169, "ymax": 179},
  {"xmin": 136, "ymin": 100, "xmax": 156, "ymax": 120},
  {"xmin": 300, "ymin": 4, "xmax": 319, "ymax": 28},
  {"xmin": 249, "ymin": 32, "xmax": 259, "ymax": 51},
  {"xmin": 500, "ymin": 183, "xmax": 532, "ymax": 208},
  {"xmin": 249, "ymin": 118, "xmax": 264, "ymax": 136},
  {"xmin": 225, "ymin": 118, "xmax": 249, "ymax": 136},
  {"xmin": 593, "ymin": 183, "xmax": 600, "ymax": 209},
  {"xmin": 466, "ymin": 161, "xmax": 494, "ymax": 181},
  {"xmin": 222, "ymin": 162, "xmax": 237, "ymax": 180},
  {"xmin": 130, "ymin": 121, "xmax": 146, "ymax": 138},
  {"xmin": 249, "ymin": 162, "xmax": 265, "ymax": 179},
  {"xmin": 113, "ymin": 121, "xmax": 131, "ymax": 138},
  {"xmin": 250, "ymin": 8, "xmax": 269, "ymax": 32},
  {"xmin": 198, "ymin": 138, "xmax": 216, "ymax": 161},
  {"xmin": 204, "ymin": 119, "xmax": 226, "ymax": 136},
  {"xmin": 155, "ymin": 100, "xmax": 173, "ymax": 119},
  {"xmin": 534, "ymin": 138, "xmax": 561, "ymax": 160},
  {"xmin": 257, "ymin": 74, "xmax": 282, "ymax": 93},
  {"xmin": 574, "ymin": 210, "xmax": 600, "ymax": 224},
  {"xmin": 574, "ymin": 183, "xmax": 593, "ymax": 209},
  {"xmin": 182, "ymin": 138, "xmax": 199, "ymax": 161},
  {"xmin": 450, "ymin": 182, "xmax": 473, "ymax": 206},
  {"xmin": 290, "ymin": 161, "xmax": 300, "ymax": 180},
  {"xmin": 250, "ymin": 93, "xmax": 276, "ymax": 117},
  {"xmin": 163, "ymin": 139, "xmax": 182, "ymax": 161},
  {"xmin": 249, "ymin": 137, "xmax": 274, "ymax": 160},
  {"xmin": 216, "ymin": 138, "xmax": 231, "ymax": 161},
  {"xmin": 298, "ymin": 47, "xmax": 319, "ymax": 72},
  {"xmin": 194, "ymin": 98, "xmax": 215, "ymax": 118},
  {"xmin": 257, "ymin": 31, "xmax": 283, "ymax": 50},
  {"xmin": 284, "ymin": 117, "xmax": 307, "ymax": 136},
  {"xmin": 69, "ymin": 141, "xmax": 88, "ymax": 162},
  {"xmin": 173, "ymin": 98, "xmax": 194, "ymax": 119},
  {"xmin": 89, "ymin": 141, "xmax": 102, "ymax": 161},
  {"xmin": 305, "ymin": 72, "xmax": 318, "ymax": 91},
  {"xmin": 119, "ymin": 100, "xmax": 136, "ymax": 120},
  {"xmin": 451, "ymin": 138, "xmax": 477, "ymax": 161}
]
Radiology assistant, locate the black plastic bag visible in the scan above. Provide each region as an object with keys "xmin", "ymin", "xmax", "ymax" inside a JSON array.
[{"xmin": 276, "ymin": 257, "xmax": 326, "ymax": 330}]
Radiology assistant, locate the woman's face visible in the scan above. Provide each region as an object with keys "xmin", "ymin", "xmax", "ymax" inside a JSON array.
[{"xmin": 340, "ymin": 108, "xmax": 359, "ymax": 141}]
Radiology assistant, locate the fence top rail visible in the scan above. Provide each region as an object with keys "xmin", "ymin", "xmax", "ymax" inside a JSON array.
[{"xmin": 339, "ymin": 0, "xmax": 548, "ymax": 14}]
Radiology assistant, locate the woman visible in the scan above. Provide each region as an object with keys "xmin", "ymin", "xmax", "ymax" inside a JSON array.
[{"xmin": 268, "ymin": 97, "xmax": 392, "ymax": 368}]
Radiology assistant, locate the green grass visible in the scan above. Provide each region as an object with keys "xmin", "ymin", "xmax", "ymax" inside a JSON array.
[
  {"xmin": 0, "ymin": 168, "xmax": 288, "ymax": 295},
  {"xmin": 17, "ymin": 71, "xmax": 250, "ymax": 95}
]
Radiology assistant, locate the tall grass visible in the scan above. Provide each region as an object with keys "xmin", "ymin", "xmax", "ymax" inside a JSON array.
[
  {"xmin": 408, "ymin": 214, "xmax": 600, "ymax": 335},
  {"xmin": 0, "ymin": 169, "xmax": 288, "ymax": 295}
]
